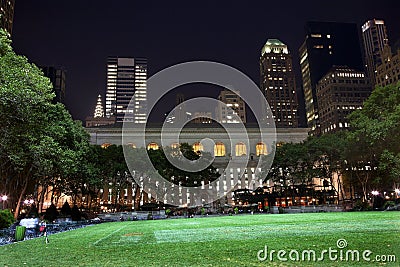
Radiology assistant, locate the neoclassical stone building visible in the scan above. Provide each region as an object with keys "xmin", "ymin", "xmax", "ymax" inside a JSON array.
[{"xmin": 86, "ymin": 124, "xmax": 309, "ymax": 207}]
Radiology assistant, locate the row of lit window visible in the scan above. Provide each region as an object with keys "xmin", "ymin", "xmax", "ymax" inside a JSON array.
[
  {"xmin": 102, "ymin": 142, "xmax": 269, "ymax": 157},
  {"xmin": 311, "ymin": 34, "xmax": 331, "ymax": 38}
]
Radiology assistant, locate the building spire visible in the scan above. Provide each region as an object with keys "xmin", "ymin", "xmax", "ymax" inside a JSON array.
[{"xmin": 94, "ymin": 94, "xmax": 104, "ymax": 118}]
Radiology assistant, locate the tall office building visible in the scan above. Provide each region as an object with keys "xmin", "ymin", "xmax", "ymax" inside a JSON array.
[
  {"xmin": 317, "ymin": 66, "xmax": 370, "ymax": 134},
  {"xmin": 361, "ymin": 19, "xmax": 389, "ymax": 87},
  {"xmin": 375, "ymin": 45, "xmax": 400, "ymax": 87},
  {"xmin": 93, "ymin": 95, "xmax": 104, "ymax": 118},
  {"xmin": 85, "ymin": 94, "xmax": 115, "ymax": 128},
  {"xmin": 105, "ymin": 57, "xmax": 147, "ymax": 123},
  {"xmin": 260, "ymin": 39, "xmax": 298, "ymax": 128},
  {"xmin": 0, "ymin": 0, "xmax": 15, "ymax": 36},
  {"xmin": 216, "ymin": 89, "xmax": 246, "ymax": 123},
  {"xmin": 41, "ymin": 66, "xmax": 66, "ymax": 104},
  {"xmin": 299, "ymin": 21, "xmax": 364, "ymax": 134}
]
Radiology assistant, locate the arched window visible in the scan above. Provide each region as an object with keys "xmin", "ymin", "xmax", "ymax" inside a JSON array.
[
  {"xmin": 192, "ymin": 142, "xmax": 204, "ymax": 153},
  {"xmin": 256, "ymin": 142, "xmax": 267, "ymax": 156},
  {"xmin": 235, "ymin": 142, "xmax": 247, "ymax": 156},
  {"xmin": 101, "ymin": 143, "xmax": 111, "ymax": 149},
  {"xmin": 147, "ymin": 142, "xmax": 159, "ymax": 150},
  {"xmin": 214, "ymin": 142, "xmax": 226, "ymax": 157},
  {"xmin": 170, "ymin": 143, "xmax": 180, "ymax": 149}
]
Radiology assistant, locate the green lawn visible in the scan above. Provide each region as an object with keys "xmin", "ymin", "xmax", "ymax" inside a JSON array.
[{"xmin": 0, "ymin": 212, "xmax": 399, "ymax": 267}]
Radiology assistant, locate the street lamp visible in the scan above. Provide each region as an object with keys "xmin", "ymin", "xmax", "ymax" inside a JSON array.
[
  {"xmin": 24, "ymin": 199, "xmax": 34, "ymax": 205},
  {"xmin": 0, "ymin": 195, "xmax": 7, "ymax": 209},
  {"xmin": 371, "ymin": 190, "xmax": 379, "ymax": 196}
]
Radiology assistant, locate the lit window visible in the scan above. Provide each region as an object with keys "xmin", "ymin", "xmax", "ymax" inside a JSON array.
[
  {"xmin": 256, "ymin": 142, "xmax": 268, "ymax": 156},
  {"xmin": 147, "ymin": 142, "xmax": 159, "ymax": 150},
  {"xmin": 235, "ymin": 143, "xmax": 247, "ymax": 156},
  {"xmin": 170, "ymin": 143, "xmax": 180, "ymax": 149},
  {"xmin": 192, "ymin": 142, "xmax": 204, "ymax": 153},
  {"xmin": 214, "ymin": 142, "xmax": 226, "ymax": 157}
]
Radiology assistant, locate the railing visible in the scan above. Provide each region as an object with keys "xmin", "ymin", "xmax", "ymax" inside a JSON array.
[
  {"xmin": 97, "ymin": 211, "xmax": 166, "ymax": 221},
  {"xmin": 282, "ymin": 205, "xmax": 343, "ymax": 213}
]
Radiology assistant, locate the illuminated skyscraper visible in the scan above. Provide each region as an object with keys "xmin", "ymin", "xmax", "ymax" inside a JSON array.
[
  {"xmin": 317, "ymin": 66, "xmax": 370, "ymax": 134},
  {"xmin": 361, "ymin": 19, "xmax": 389, "ymax": 86},
  {"xmin": 216, "ymin": 89, "xmax": 246, "ymax": 123},
  {"xmin": 375, "ymin": 45, "xmax": 400, "ymax": 87},
  {"xmin": 85, "ymin": 94, "xmax": 115, "ymax": 128},
  {"xmin": 299, "ymin": 21, "xmax": 364, "ymax": 134},
  {"xmin": 260, "ymin": 39, "xmax": 298, "ymax": 128},
  {"xmin": 105, "ymin": 57, "xmax": 147, "ymax": 123},
  {"xmin": 93, "ymin": 95, "xmax": 104, "ymax": 118},
  {"xmin": 0, "ymin": 0, "xmax": 15, "ymax": 36}
]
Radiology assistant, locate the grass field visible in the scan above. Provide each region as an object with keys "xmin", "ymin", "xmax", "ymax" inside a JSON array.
[{"xmin": 0, "ymin": 212, "xmax": 399, "ymax": 267}]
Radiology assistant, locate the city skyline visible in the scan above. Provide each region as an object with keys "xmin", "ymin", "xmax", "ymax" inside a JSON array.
[
  {"xmin": 299, "ymin": 21, "xmax": 365, "ymax": 134},
  {"xmin": 10, "ymin": 1, "xmax": 400, "ymax": 122}
]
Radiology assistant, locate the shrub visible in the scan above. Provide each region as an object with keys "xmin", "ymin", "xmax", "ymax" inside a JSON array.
[
  {"xmin": 278, "ymin": 207, "xmax": 287, "ymax": 214},
  {"xmin": 201, "ymin": 207, "xmax": 205, "ymax": 215},
  {"xmin": 60, "ymin": 201, "xmax": 72, "ymax": 216},
  {"xmin": 383, "ymin": 201, "xmax": 395, "ymax": 210},
  {"xmin": 71, "ymin": 205, "xmax": 81, "ymax": 221},
  {"xmin": 352, "ymin": 200, "xmax": 372, "ymax": 211},
  {"xmin": 44, "ymin": 203, "xmax": 59, "ymax": 222},
  {"xmin": 0, "ymin": 209, "xmax": 15, "ymax": 229}
]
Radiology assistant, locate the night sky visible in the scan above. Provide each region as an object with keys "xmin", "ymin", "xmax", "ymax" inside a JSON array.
[{"xmin": 11, "ymin": 0, "xmax": 400, "ymax": 122}]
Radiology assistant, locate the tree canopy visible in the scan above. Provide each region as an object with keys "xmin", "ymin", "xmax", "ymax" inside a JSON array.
[{"xmin": 0, "ymin": 29, "xmax": 92, "ymax": 217}]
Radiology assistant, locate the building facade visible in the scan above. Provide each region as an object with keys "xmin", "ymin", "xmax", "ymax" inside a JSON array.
[
  {"xmin": 193, "ymin": 112, "xmax": 213, "ymax": 124},
  {"xmin": 105, "ymin": 57, "xmax": 147, "ymax": 123},
  {"xmin": 260, "ymin": 39, "xmax": 298, "ymax": 128},
  {"xmin": 0, "ymin": 0, "xmax": 15, "ymax": 36},
  {"xmin": 41, "ymin": 66, "xmax": 66, "ymax": 104},
  {"xmin": 86, "ymin": 125, "xmax": 309, "ymax": 206},
  {"xmin": 299, "ymin": 21, "xmax": 364, "ymax": 134},
  {"xmin": 361, "ymin": 19, "xmax": 389, "ymax": 87},
  {"xmin": 375, "ymin": 46, "xmax": 400, "ymax": 87},
  {"xmin": 216, "ymin": 89, "xmax": 246, "ymax": 123},
  {"xmin": 317, "ymin": 66, "xmax": 371, "ymax": 134}
]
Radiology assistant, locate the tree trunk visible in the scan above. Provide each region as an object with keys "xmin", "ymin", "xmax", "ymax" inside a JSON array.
[{"xmin": 14, "ymin": 176, "xmax": 28, "ymax": 218}]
